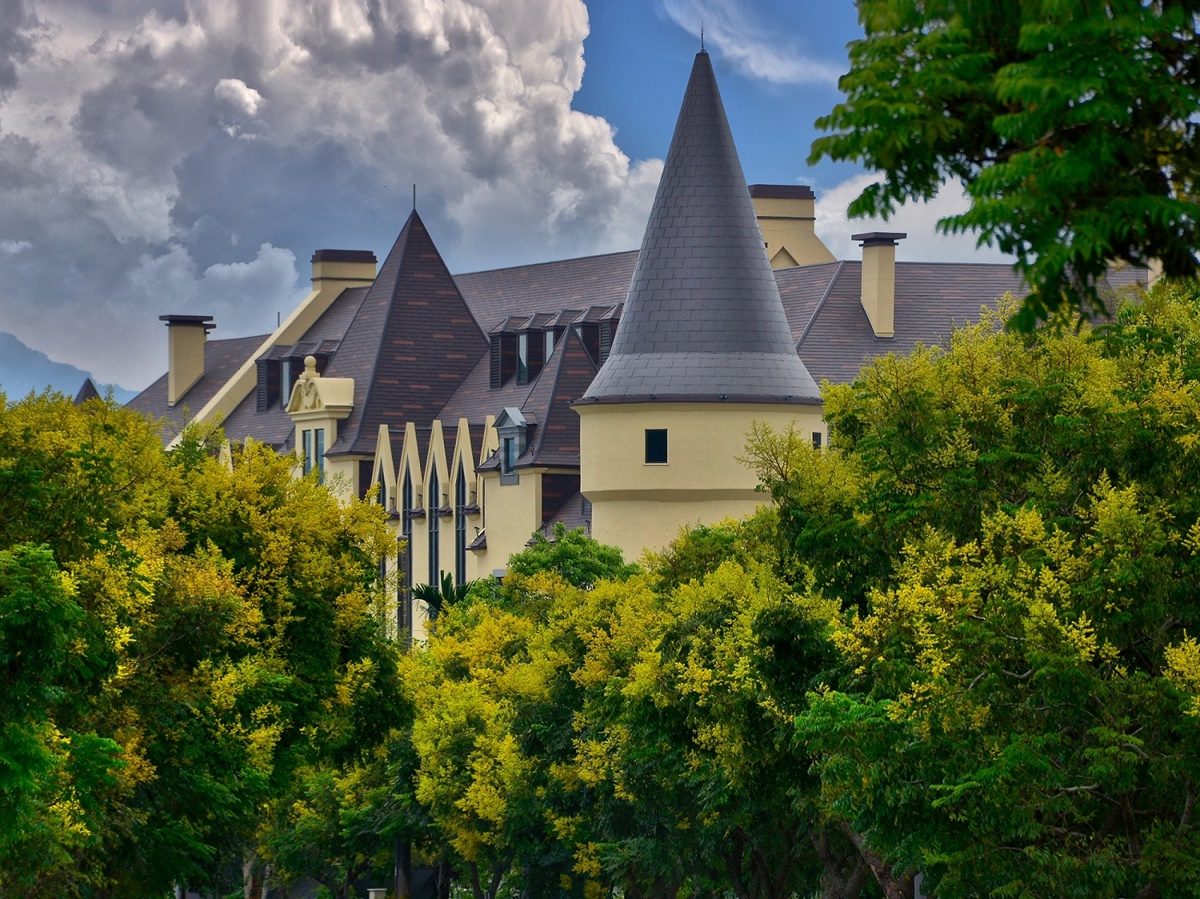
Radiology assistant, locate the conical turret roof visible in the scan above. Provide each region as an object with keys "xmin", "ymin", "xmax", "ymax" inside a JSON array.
[{"xmin": 581, "ymin": 51, "xmax": 820, "ymax": 405}]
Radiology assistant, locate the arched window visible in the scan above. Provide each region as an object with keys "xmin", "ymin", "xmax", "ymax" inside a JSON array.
[
  {"xmin": 428, "ymin": 468, "xmax": 440, "ymax": 585},
  {"xmin": 399, "ymin": 471, "xmax": 413, "ymax": 639},
  {"xmin": 454, "ymin": 466, "xmax": 468, "ymax": 587}
]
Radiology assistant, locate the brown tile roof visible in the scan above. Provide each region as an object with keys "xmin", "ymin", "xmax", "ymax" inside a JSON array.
[
  {"xmin": 219, "ymin": 285, "xmax": 371, "ymax": 450},
  {"xmin": 127, "ymin": 333, "xmax": 268, "ymax": 439},
  {"xmin": 324, "ymin": 210, "xmax": 488, "ymax": 458},
  {"xmin": 516, "ymin": 328, "xmax": 597, "ymax": 469}
]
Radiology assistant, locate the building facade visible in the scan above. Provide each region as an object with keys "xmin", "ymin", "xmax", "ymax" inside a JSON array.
[{"xmin": 129, "ymin": 51, "xmax": 1147, "ymax": 640}]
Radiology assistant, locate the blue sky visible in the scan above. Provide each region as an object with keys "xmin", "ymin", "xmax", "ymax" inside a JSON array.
[
  {"xmin": 576, "ymin": 0, "xmax": 863, "ymax": 188},
  {"xmin": 0, "ymin": 0, "xmax": 1005, "ymax": 391}
]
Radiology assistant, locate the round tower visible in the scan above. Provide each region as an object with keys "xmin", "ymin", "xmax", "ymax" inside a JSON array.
[{"xmin": 575, "ymin": 50, "xmax": 824, "ymax": 558}]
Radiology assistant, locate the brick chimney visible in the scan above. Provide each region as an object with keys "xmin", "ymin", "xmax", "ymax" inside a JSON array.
[
  {"xmin": 159, "ymin": 314, "xmax": 214, "ymax": 406},
  {"xmin": 852, "ymin": 232, "xmax": 906, "ymax": 338}
]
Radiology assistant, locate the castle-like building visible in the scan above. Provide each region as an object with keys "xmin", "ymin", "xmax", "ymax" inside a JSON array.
[{"xmin": 130, "ymin": 51, "xmax": 1145, "ymax": 638}]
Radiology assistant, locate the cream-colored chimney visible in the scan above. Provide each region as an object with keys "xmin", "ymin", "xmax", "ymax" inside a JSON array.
[
  {"xmin": 750, "ymin": 184, "xmax": 837, "ymax": 269},
  {"xmin": 159, "ymin": 315, "xmax": 214, "ymax": 406},
  {"xmin": 311, "ymin": 249, "xmax": 378, "ymax": 289},
  {"xmin": 853, "ymin": 232, "xmax": 906, "ymax": 339}
]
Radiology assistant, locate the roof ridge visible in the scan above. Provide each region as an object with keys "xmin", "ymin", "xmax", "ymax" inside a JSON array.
[
  {"xmin": 453, "ymin": 248, "xmax": 639, "ymax": 279},
  {"xmin": 797, "ymin": 259, "xmax": 846, "ymax": 347}
]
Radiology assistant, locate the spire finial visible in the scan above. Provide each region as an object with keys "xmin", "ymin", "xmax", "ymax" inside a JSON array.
[
  {"xmin": 412, "ymin": 184, "xmax": 417, "ymax": 211},
  {"xmin": 700, "ymin": 22, "xmax": 704, "ymax": 51}
]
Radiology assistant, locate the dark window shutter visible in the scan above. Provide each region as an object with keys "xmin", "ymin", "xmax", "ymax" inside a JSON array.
[
  {"xmin": 490, "ymin": 336, "xmax": 502, "ymax": 388},
  {"xmin": 256, "ymin": 360, "xmax": 280, "ymax": 412},
  {"xmin": 599, "ymin": 321, "xmax": 614, "ymax": 364}
]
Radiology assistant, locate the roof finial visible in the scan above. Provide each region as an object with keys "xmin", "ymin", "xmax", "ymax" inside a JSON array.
[
  {"xmin": 700, "ymin": 21, "xmax": 704, "ymax": 51},
  {"xmin": 412, "ymin": 184, "xmax": 417, "ymax": 211}
]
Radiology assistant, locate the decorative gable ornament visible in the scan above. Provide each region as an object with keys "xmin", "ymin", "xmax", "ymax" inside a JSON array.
[{"xmin": 286, "ymin": 355, "xmax": 354, "ymax": 420}]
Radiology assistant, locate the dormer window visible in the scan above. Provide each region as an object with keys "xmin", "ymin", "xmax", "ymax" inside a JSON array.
[
  {"xmin": 494, "ymin": 407, "xmax": 529, "ymax": 486},
  {"xmin": 517, "ymin": 332, "xmax": 529, "ymax": 385},
  {"xmin": 545, "ymin": 329, "xmax": 556, "ymax": 359},
  {"xmin": 280, "ymin": 359, "xmax": 293, "ymax": 410}
]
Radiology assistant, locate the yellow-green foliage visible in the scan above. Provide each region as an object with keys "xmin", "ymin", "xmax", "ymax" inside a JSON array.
[
  {"xmin": 759, "ymin": 280, "xmax": 1200, "ymax": 898},
  {"xmin": 0, "ymin": 392, "xmax": 398, "ymax": 897}
]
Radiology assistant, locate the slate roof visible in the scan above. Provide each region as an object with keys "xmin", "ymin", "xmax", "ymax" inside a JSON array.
[
  {"xmin": 220, "ymin": 285, "xmax": 371, "ymax": 451},
  {"xmin": 128, "ymin": 332, "xmax": 269, "ymax": 436},
  {"xmin": 794, "ymin": 261, "xmax": 1147, "ymax": 385},
  {"xmin": 454, "ymin": 251, "xmax": 637, "ymax": 332},
  {"xmin": 582, "ymin": 51, "xmax": 822, "ymax": 406},
  {"xmin": 323, "ymin": 209, "xmax": 488, "ymax": 458},
  {"xmin": 474, "ymin": 327, "xmax": 597, "ymax": 472},
  {"xmin": 73, "ymin": 378, "xmax": 100, "ymax": 405}
]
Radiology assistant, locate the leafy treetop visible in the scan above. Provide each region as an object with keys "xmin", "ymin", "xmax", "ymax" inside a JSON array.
[{"xmin": 812, "ymin": 0, "xmax": 1200, "ymax": 328}]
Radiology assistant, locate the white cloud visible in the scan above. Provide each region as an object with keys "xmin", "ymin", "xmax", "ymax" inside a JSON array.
[
  {"xmin": 214, "ymin": 77, "xmax": 263, "ymax": 116},
  {"xmin": 815, "ymin": 174, "xmax": 1015, "ymax": 264},
  {"xmin": 0, "ymin": 0, "xmax": 660, "ymax": 388},
  {"xmin": 661, "ymin": 0, "xmax": 842, "ymax": 86}
]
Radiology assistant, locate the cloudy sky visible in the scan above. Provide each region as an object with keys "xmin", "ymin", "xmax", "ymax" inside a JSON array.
[{"xmin": 0, "ymin": 0, "xmax": 1009, "ymax": 391}]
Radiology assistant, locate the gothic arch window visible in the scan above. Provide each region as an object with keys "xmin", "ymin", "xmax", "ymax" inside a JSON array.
[
  {"xmin": 399, "ymin": 471, "xmax": 413, "ymax": 639},
  {"xmin": 454, "ymin": 466, "xmax": 468, "ymax": 587},
  {"xmin": 428, "ymin": 468, "xmax": 440, "ymax": 585}
]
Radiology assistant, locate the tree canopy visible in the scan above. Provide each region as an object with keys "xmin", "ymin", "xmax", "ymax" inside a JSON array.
[
  {"xmin": 749, "ymin": 279, "xmax": 1200, "ymax": 897},
  {"xmin": 0, "ymin": 392, "xmax": 407, "ymax": 897},
  {"xmin": 812, "ymin": 0, "xmax": 1200, "ymax": 327}
]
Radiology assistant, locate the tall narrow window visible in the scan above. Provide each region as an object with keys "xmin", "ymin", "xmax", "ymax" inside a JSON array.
[
  {"xmin": 812, "ymin": 431, "xmax": 823, "ymax": 449},
  {"xmin": 428, "ymin": 469, "xmax": 440, "ymax": 584},
  {"xmin": 516, "ymin": 332, "xmax": 529, "ymax": 384},
  {"xmin": 645, "ymin": 428, "xmax": 668, "ymax": 464},
  {"xmin": 502, "ymin": 437, "xmax": 517, "ymax": 475},
  {"xmin": 545, "ymin": 329, "xmax": 556, "ymax": 359},
  {"xmin": 454, "ymin": 467, "xmax": 468, "ymax": 587},
  {"xmin": 400, "ymin": 472, "xmax": 413, "ymax": 639},
  {"xmin": 302, "ymin": 429, "xmax": 314, "ymax": 475},
  {"xmin": 314, "ymin": 428, "xmax": 325, "ymax": 483},
  {"xmin": 280, "ymin": 359, "xmax": 292, "ymax": 409}
]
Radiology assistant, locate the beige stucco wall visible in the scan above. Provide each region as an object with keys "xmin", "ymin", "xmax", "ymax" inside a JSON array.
[
  {"xmin": 752, "ymin": 195, "xmax": 837, "ymax": 269},
  {"xmin": 577, "ymin": 402, "xmax": 824, "ymax": 560},
  {"xmin": 475, "ymin": 467, "xmax": 544, "ymax": 577}
]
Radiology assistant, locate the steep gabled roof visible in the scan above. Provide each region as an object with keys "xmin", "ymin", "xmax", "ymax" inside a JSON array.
[
  {"xmin": 73, "ymin": 378, "xmax": 100, "ymax": 405},
  {"xmin": 581, "ymin": 51, "xmax": 821, "ymax": 406},
  {"xmin": 324, "ymin": 209, "xmax": 488, "ymax": 457},
  {"xmin": 517, "ymin": 328, "xmax": 597, "ymax": 468}
]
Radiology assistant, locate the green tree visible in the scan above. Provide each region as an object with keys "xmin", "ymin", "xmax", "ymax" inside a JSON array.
[
  {"xmin": 506, "ymin": 523, "xmax": 639, "ymax": 590},
  {"xmin": 749, "ymin": 279, "xmax": 1200, "ymax": 897},
  {"xmin": 0, "ymin": 392, "xmax": 401, "ymax": 896},
  {"xmin": 812, "ymin": 1, "xmax": 1200, "ymax": 327}
]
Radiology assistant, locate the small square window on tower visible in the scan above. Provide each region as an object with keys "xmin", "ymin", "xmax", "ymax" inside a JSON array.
[{"xmin": 645, "ymin": 428, "xmax": 668, "ymax": 464}]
